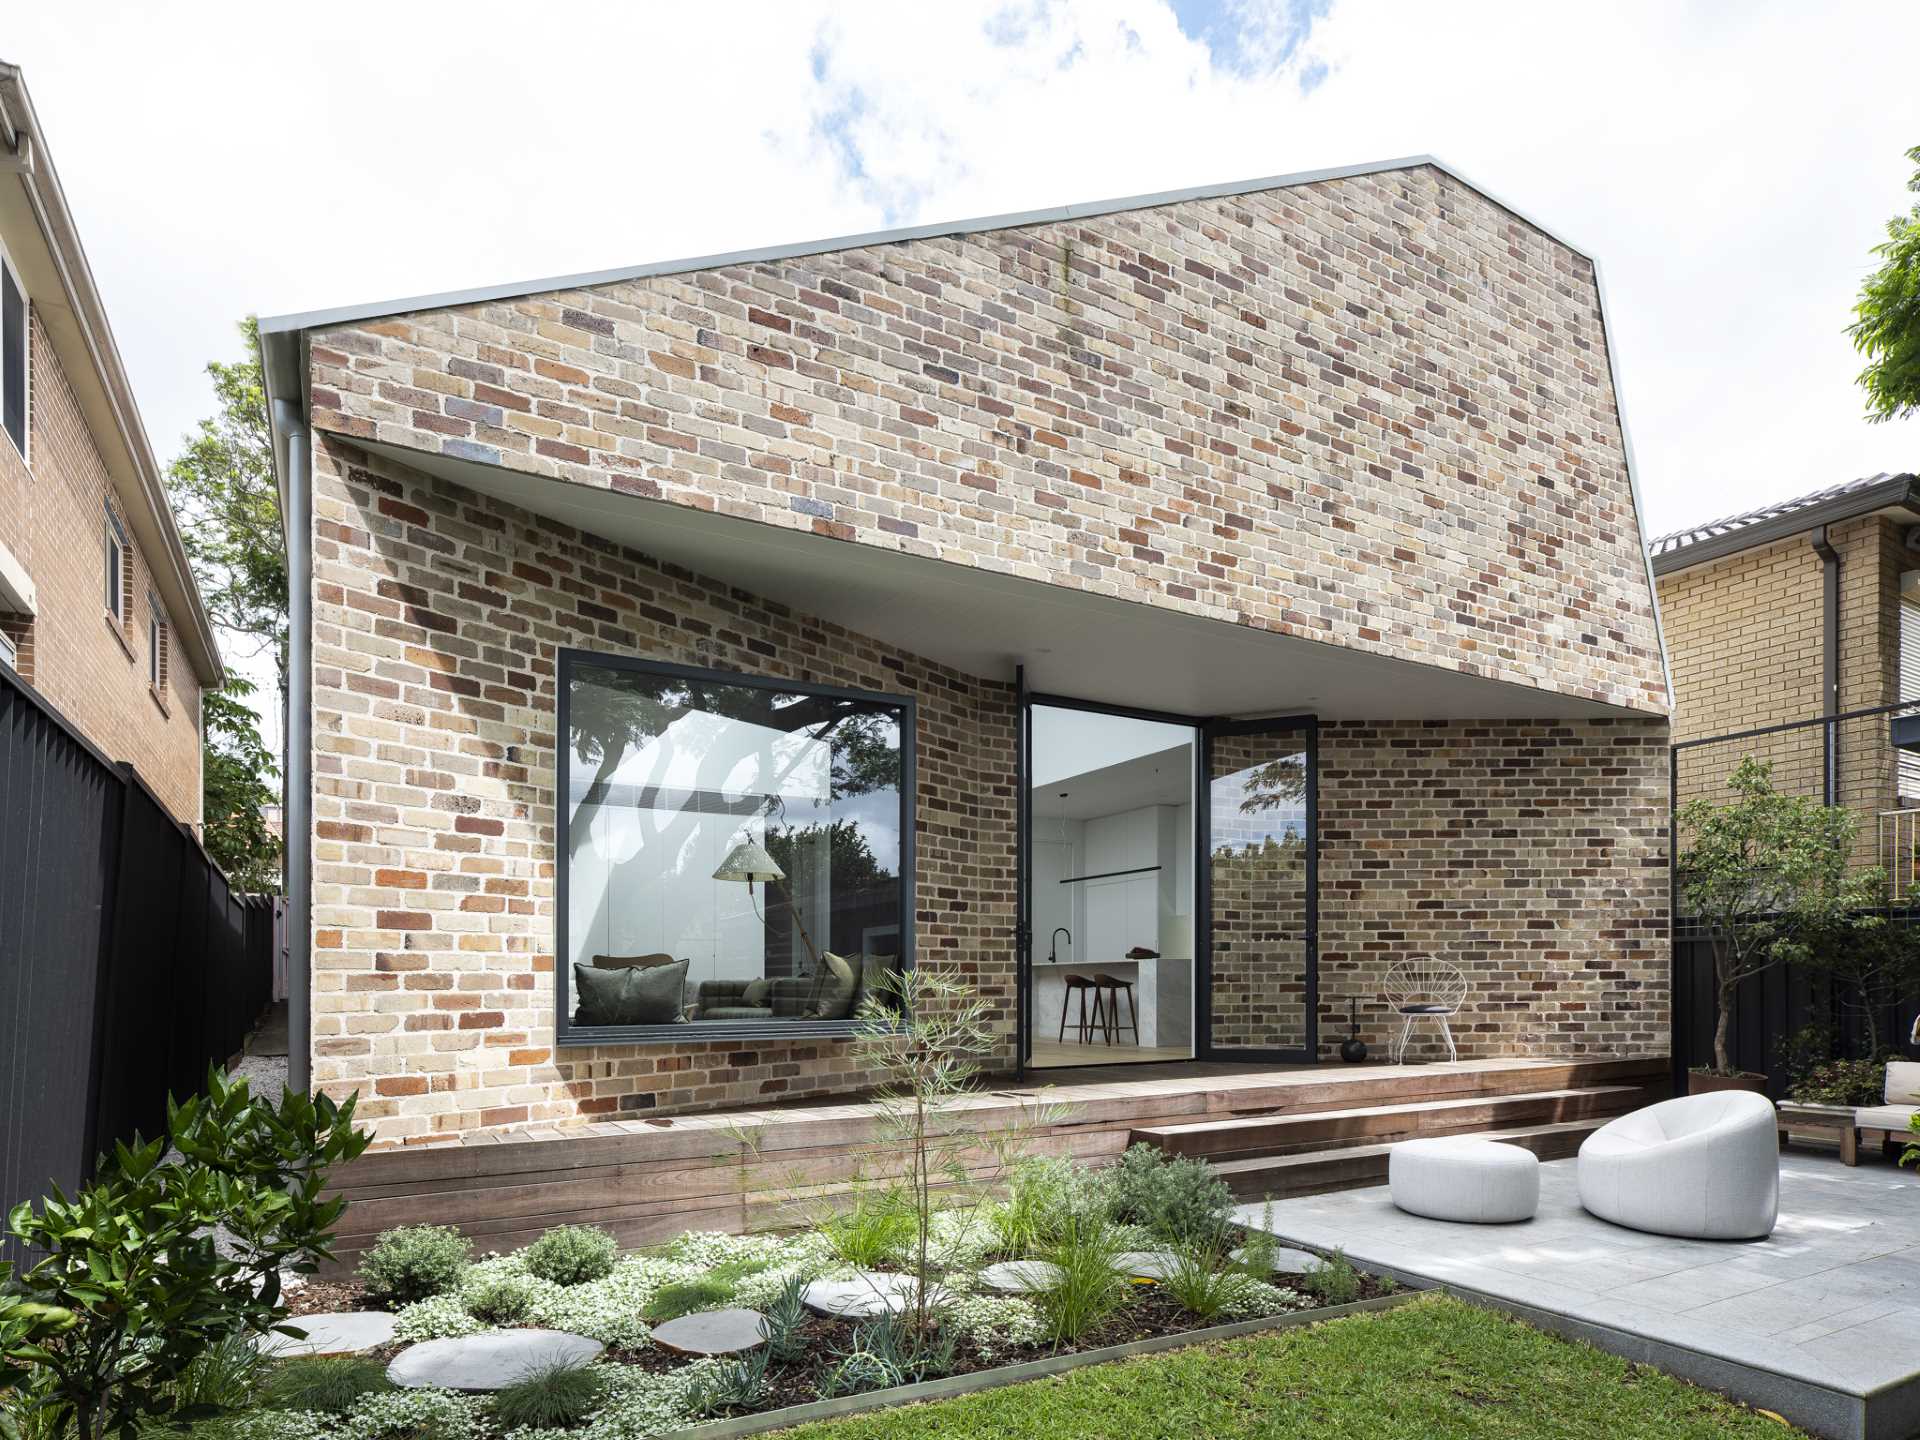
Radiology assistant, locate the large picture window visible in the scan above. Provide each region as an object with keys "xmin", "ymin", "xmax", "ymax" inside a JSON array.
[{"xmin": 557, "ymin": 651, "xmax": 914, "ymax": 1043}]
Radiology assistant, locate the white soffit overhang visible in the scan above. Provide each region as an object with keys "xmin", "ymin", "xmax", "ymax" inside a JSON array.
[{"xmin": 359, "ymin": 439, "xmax": 1639, "ymax": 725}]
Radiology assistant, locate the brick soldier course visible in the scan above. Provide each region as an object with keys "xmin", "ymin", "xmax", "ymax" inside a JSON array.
[{"xmin": 265, "ymin": 157, "xmax": 1673, "ymax": 1147}]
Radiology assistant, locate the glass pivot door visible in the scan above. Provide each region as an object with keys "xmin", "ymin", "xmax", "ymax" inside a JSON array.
[{"xmin": 1199, "ymin": 717, "xmax": 1317, "ymax": 1062}]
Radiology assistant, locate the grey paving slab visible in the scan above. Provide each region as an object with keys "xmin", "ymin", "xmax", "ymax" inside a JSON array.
[
  {"xmin": 804, "ymin": 1273, "xmax": 949, "ymax": 1319},
  {"xmin": 1238, "ymin": 1155, "xmax": 1920, "ymax": 1440},
  {"xmin": 258, "ymin": 1310, "xmax": 396, "ymax": 1357},
  {"xmin": 979, "ymin": 1260, "xmax": 1062, "ymax": 1293},
  {"xmin": 648, "ymin": 1308, "xmax": 767, "ymax": 1357},
  {"xmin": 388, "ymin": 1329, "xmax": 604, "ymax": 1391}
]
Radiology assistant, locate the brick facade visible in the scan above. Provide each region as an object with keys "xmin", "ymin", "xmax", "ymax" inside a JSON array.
[
  {"xmin": 0, "ymin": 310, "xmax": 203, "ymax": 823},
  {"xmin": 292, "ymin": 162, "xmax": 1672, "ymax": 1145}
]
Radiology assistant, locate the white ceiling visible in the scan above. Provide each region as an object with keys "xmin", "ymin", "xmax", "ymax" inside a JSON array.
[
  {"xmin": 364, "ymin": 441, "xmax": 1636, "ymax": 722},
  {"xmin": 1033, "ymin": 742, "xmax": 1194, "ymax": 822}
]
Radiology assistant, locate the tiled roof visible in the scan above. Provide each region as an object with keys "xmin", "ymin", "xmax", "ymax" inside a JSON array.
[{"xmin": 1648, "ymin": 473, "xmax": 1917, "ymax": 562}]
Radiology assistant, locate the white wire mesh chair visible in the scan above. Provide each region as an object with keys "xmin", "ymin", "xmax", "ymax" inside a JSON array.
[{"xmin": 1382, "ymin": 955, "xmax": 1467, "ymax": 1064}]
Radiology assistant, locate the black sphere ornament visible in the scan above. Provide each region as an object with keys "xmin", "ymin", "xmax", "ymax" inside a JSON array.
[{"xmin": 1340, "ymin": 998, "xmax": 1368, "ymax": 1064}]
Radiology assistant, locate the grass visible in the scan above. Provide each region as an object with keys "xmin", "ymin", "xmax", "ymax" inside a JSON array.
[
  {"xmin": 766, "ymin": 1296, "xmax": 1804, "ymax": 1439},
  {"xmin": 258, "ymin": 1355, "xmax": 394, "ymax": 1414},
  {"xmin": 641, "ymin": 1255, "xmax": 774, "ymax": 1322}
]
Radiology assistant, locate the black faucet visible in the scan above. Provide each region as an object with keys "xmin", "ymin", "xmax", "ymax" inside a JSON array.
[{"xmin": 1050, "ymin": 927, "xmax": 1072, "ymax": 963}]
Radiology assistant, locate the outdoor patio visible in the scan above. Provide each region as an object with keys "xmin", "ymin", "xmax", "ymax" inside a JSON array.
[{"xmin": 1242, "ymin": 1152, "xmax": 1920, "ymax": 1440}]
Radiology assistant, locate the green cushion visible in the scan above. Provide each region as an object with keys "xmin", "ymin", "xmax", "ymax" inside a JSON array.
[
  {"xmin": 573, "ymin": 958, "xmax": 688, "ymax": 1025},
  {"xmin": 742, "ymin": 977, "xmax": 773, "ymax": 1007},
  {"xmin": 804, "ymin": 952, "xmax": 859, "ymax": 1020},
  {"xmin": 854, "ymin": 952, "xmax": 896, "ymax": 1015}
]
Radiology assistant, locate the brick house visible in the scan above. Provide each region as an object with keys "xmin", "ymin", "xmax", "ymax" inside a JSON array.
[
  {"xmin": 259, "ymin": 156, "xmax": 1673, "ymax": 1151},
  {"xmin": 1652, "ymin": 473, "xmax": 1920, "ymax": 874},
  {"xmin": 0, "ymin": 62, "xmax": 221, "ymax": 824}
]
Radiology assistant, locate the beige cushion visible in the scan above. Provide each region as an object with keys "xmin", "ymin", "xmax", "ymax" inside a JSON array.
[
  {"xmin": 1886, "ymin": 1062, "xmax": 1920, "ymax": 1106},
  {"xmin": 804, "ymin": 952, "xmax": 859, "ymax": 1019},
  {"xmin": 1857, "ymin": 1104, "xmax": 1919, "ymax": 1133}
]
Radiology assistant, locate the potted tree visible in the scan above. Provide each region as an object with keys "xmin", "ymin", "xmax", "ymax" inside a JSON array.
[{"xmin": 1676, "ymin": 757, "xmax": 1880, "ymax": 1094}]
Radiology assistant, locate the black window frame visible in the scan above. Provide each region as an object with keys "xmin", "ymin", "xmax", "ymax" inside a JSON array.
[{"xmin": 554, "ymin": 648, "xmax": 917, "ymax": 1047}]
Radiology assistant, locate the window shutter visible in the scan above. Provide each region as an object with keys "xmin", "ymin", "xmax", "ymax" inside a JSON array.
[
  {"xmin": 1, "ymin": 265, "xmax": 23, "ymax": 456},
  {"xmin": 1902, "ymin": 595, "xmax": 1920, "ymax": 801}
]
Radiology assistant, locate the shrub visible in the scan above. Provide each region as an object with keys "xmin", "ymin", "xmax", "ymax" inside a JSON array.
[
  {"xmin": 260, "ymin": 1355, "xmax": 393, "ymax": 1414},
  {"xmin": 522, "ymin": 1226, "xmax": 619, "ymax": 1287},
  {"xmin": 467, "ymin": 1275, "xmax": 536, "ymax": 1326},
  {"xmin": 488, "ymin": 1362, "xmax": 606, "ymax": 1430},
  {"xmin": 760, "ymin": 1275, "xmax": 811, "ymax": 1365},
  {"xmin": 641, "ymin": 1257, "xmax": 773, "ymax": 1323},
  {"xmin": 1035, "ymin": 1213, "xmax": 1130, "ymax": 1345},
  {"xmin": 1106, "ymin": 1144, "xmax": 1232, "ymax": 1245},
  {"xmin": 989, "ymin": 1157, "xmax": 1105, "ymax": 1259},
  {"xmin": 1790, "ymin": 1057, "xmax": 1888, "ymax": 1108},
  {"xmin": 359, "ymin": 1225, "xmax": 471, "ymax": 1304},
  {"xmin": 1159, "ymin": 1237, "xmax": 1258, "ymax": 1321},
  {"xmin": 1300, "ymin": 1249, "xmax": 1363, "ymax": 1308},
  {"xmin": 167, "ymin": 1330, "xmax": 272, "ymax": 1414},
  {"xmin": 1232, "ymin": 1207, "xmax": 1281, "ymax": 1280},
  {"xmin": 821, "ymin": 1186, "xmax": 917, "ymax": 1269}
]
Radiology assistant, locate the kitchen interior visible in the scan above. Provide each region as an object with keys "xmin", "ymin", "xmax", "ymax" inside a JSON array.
[{"xmin": 1028, "ymin": 703, "xmax": 1196, "ymax": 1068}]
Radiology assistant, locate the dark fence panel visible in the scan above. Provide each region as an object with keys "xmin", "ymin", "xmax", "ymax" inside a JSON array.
[{"xmin": 0, "ymin": 664, "xmax": 273, "ymax": 1265}]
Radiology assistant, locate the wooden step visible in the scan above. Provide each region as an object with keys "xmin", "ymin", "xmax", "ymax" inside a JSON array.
[
  {"xmin": 1214, "ymin": 1120, "xmax": 1603, "ymax": 1202},
  {"xmin": 1132, "ymin": 1084, "xmax": 1646, "ymax": 1160}
]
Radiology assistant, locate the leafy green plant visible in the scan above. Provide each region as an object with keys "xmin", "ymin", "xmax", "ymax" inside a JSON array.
[
  {"xmin": 685, "ymin": 1350, "xmax": 769, "ymax": 1416},
  {"xmin": 0, "ymin": 1071, "xmax": 368, "ymax": 1440},
  {"xmin": 1105, "ymin": 1144, "xmax": 1232, "ymax": 1246},
  {"xmin": 1035, "ymin": 1213, "xmax": 1130, "ymax": 1346},
  {"xmin": 1233, "ymin": 1207, "xmax": 1281, "ymax": 1280},
  {"xmin": 1676, "ymin": 758, "xmax": 1882, "ymax": 1074},
  {"xmin": 1301, "ymin": 1249, "xmax": 1363, "ymax": 1308},
  {"xmin": 822, "ymin": 1187, "xmax": 918, "ymax": 1269},
  {"xmin": 989, "ymin": 1157, "xmax": 1091, "ymax": 1259},
  {"xmin": 760, "ymin": 1276, "xmax": 811, "ymax": 1365},
  {"xmin": 260, "ymin": 1355, "xmax": 393, "ymax": 1414},
  {"xmin": 640, "ymin": 1257, "xmax": 772, "ymax": 1323},
  {"xmin": 166, "ymin": 1331, "xmax": 271, "ymax": 1415},
  {"xmin": 358, "ymin": 1226, "xmax": 472, "ymax": 1304},
  {"xmin": 489, "ymin": 1362, "xmax": 606, "ymax": 1430},
  {"xmin": 1850, "ymin": 144, "xmax": 1920, "ymax": 422},
  {"xmin": 1158, "ymin": 1237, "xmax": 1258, "ymax": 1321},
  {"xmin": 466, "ymin": 1276, "xmax": 535, "ymax": 1327},
  {"xmin": 521, "ymin": 1225, "xmax": 619, "ymax": 1287},
  {"xmin": 815, "ymin": 1346, "xmax": 902, "ymax": 1400},
  {"xmin": 1791, "ymin": 1057, "xmax": 1888, "ymax": 1107}
]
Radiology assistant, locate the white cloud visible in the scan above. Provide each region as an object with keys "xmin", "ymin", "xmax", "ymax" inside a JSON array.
[{"xmin": 9, "ymin": 0, "xmax": 1920, "ymax": 569}]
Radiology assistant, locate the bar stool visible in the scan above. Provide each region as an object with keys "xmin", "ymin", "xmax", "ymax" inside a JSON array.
[
  {"xmin": 1092, "ymin": 973, "xmax": 1138, "ymax": 1046},
  {"xmin": 1058, "ymin": 974, "xmax": 1100, "ymax": 1044}
]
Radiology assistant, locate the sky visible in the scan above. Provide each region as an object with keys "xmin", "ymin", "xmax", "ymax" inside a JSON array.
[{"xmin": 8, "ymin": 0, "xmax": 1920, "ymax": 708}]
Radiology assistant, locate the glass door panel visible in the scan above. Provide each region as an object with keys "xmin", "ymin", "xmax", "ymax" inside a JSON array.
[{"xmin": 1202, "ymin": 719, "xmax": 1316, "ymax": 1060}]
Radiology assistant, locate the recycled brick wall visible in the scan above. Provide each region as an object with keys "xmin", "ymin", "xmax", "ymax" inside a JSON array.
[
  {"xmin": 1314, "ymin": 718, "xmax": 1670, "ymax": 1063},
  {"xmin": 307, "ymin": 435, "xmax": 1017, "ymax": 1146},
  {"xmin": 307, "ymin": 162, "xmax": 1666, "ymax": 718},
  {"xmin": 0, "ymin": 310, "xmax": 201, "ymax": 822}
]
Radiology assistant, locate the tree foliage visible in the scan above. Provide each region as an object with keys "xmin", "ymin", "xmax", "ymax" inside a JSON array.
[
  {"xmin": 202, "ymin": 675, "xmax": 282, "ymax": 892},
  {"xmin": 1676, "ymin": 757, "xmax": 1881, "ymax": 1073},
  {"xmin": 1850, "ymin": 144, "xmax": 1920, "ymax": 422}
]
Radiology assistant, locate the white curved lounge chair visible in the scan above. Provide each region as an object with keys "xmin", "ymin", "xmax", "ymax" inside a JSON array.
[{"xmin": 1577, "ymin": 1091, "xmax": 1778, "ymax": 1240}]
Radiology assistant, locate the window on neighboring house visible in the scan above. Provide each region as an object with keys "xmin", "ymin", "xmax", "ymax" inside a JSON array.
[
  {"xmin": 104, "ymin": 507, "xmax": 127, "ymax": 625},
  {"xmin": 1, "ymin": 252, "xmax": 24, "ymax": 459},
  {"xmin": 1903, "ymin": 574, "xmax": 1920, "ymax": 802},
  {"xmin": 148, "ymin": 595, "xmax": 169, "ymax": 693},
  {"xmin": 0, "ymin": 626, "xmax": 15, "ymax": 671},
  {"xmin": 557, "ymin": 651, "xmax": 914, "ymax": 1042}
]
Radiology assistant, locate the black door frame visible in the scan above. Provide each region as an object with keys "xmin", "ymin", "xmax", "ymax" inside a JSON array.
[
  {"xmin": 1015, "ymin": 691, "xmax": 1319, "ymax": 1072},
  {"xmin": 1196, "ymin": 714, "xmax": 1320, "ymax": 1065}
]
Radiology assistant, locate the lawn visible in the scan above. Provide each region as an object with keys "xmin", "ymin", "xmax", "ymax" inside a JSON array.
[{"xmin": 769, "ymin": 1295, "xmax": 1800, "ymax": 1440}]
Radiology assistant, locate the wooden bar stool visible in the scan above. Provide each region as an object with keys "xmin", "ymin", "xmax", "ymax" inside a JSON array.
[
  {"xmin": 1058, "ymin": 974, "xmax": 1100, "ymax": 1043},
  {"xmin": 1092, "ymin": 973, "xmax": 1138, "ymax": 1046}
]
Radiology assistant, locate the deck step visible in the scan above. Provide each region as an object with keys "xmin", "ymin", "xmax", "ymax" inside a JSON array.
[
  {"xmin": 1212, "ymin": 1120, "xmax": 1603, "ymax": 1202},
  {"xmin": 1131, "ymin": 1084, "xmax": 1646, "ymax": 1160}
]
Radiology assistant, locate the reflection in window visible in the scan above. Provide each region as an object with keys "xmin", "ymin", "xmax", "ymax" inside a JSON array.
[{"xmin": 563, "ymin": 657, "xmax": 908, "ymax": 1033}]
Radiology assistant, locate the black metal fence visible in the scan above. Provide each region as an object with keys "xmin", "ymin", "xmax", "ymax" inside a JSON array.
[
  {"xmin": 1672, "ymin": 699, "xmax": 1920, "ymax": 1090},
  {"xmin": 0, "ymin": 662, "xmax": 273, "ymax": 1264}
]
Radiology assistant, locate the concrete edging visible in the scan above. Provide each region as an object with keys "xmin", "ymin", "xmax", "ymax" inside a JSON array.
[{"xmin": 660, "ymin": 1292, "xmax": 1419, "ymax": 1439}]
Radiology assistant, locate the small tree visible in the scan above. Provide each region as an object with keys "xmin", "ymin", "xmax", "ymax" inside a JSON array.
[
  {"xmin": 1677, "ymin": 758, "xmax": 1880, "ymax": 1074},
  {"xmin": 1850, "ymin": 144, "xmax": 1920, "ymax": 423},
  {"xmin": 1804, "ymin": 901, "xmax": 1920, "ymax": 1060},
  {"xmin": 202, "ymin": 675, "xmax": 283, "ymax": 892}
]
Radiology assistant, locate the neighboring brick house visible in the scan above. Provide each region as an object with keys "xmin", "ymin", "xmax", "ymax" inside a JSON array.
[
  {"xmin": 1651, "ymin": 473, "xmax": 1920, "ymax": 872},
  {"xmin": 260, "ymin": 156, "xmax": 1673, "ymax": 1147},
  {"xmin": 0, "ymin": 63, "xmax": 221, "ymax": 824}
]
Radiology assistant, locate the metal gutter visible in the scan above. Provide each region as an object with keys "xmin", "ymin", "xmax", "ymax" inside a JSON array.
[
  {"xmin": 276, "ymin": 389, "xmax": 311, "ymax": 1096},
  {"xmin": 259, "ymin": 152, "xmax": 1606, "ymax": 338},
  {"xmin": 1811, "ymin": 525, "xmax": 1841, "ymax": 804},
  {"xmin": 0, "ymin": 62, "xmax": 223, "ymax": 688},
  {"xmin": 1650, "ymin": 474, "xmax": 1920, "ymax": 577}
]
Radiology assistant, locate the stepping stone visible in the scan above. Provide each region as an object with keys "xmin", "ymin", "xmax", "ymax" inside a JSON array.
[
  {"xmin": 803, "ymin": 1273, "xmax": 949, "ymax": 1319},
  {"xmin": 257, "ymin": 1310, "xmax": 397, "ymax": 1357},
  {"xmin": 388, "ymin": 1329, "xmax": 604, "ymax": 1391},
  {"xmin": 1232, "ymin": 1245, "xmax": 1326, "ymax": 1277},
  {"xmin": 649, "ymin": 1308, "xmax": 768, "ymax": 1357},
  {"xmin": 979, "ymin": 1260, "xmax": 1062, "ymax": 1294},
  {"xmin": 1113, "ymin": 1251, "xmax": 1181, "ymax": 1281}
]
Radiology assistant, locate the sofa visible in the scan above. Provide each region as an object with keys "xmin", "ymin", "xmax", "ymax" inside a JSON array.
[
  {"xmin": 1854, "ymin": 1060, "xmax": 1920, "ymax": 1154},
  {"xmin": 694, "ymin": 951, "xmax": 891, "ymax": 1023},
  {"xmin": 1577, "ymin": 1091, "xmax": 1778, "ymax": 1240}
]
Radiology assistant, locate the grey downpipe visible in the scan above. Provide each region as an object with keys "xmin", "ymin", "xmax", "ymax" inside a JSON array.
[
  {"xmin": 1812, "ymin": 525, "xmax": 1840, "ymax": 805},
  {"xmin": 280, "ymin": 405, "xmax": 313, "ymax": 1094}
]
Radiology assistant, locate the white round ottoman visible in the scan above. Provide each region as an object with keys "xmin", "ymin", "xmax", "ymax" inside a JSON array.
[{"xmin": 1389, "ymin": 1136, "xmax": 1539, "ymax": 1223}]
